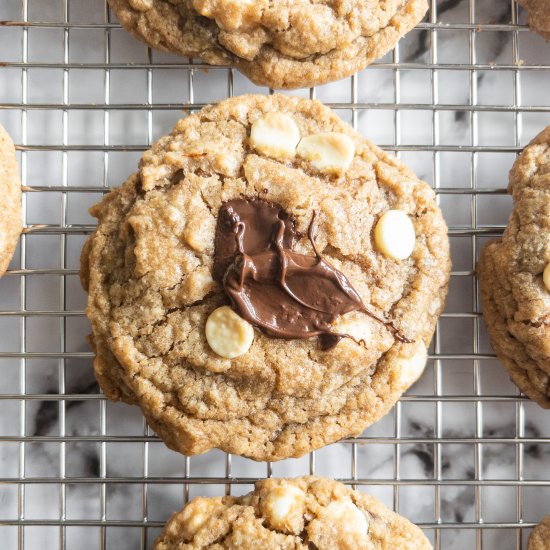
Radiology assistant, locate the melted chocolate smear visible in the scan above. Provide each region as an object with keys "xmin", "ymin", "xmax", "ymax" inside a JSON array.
[{"xmin": 213, "ymin": 199, "xmax": 411, "ymax": 350}]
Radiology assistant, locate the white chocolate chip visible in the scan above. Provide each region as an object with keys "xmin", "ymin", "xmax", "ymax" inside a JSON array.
[
  {"xmin": 181, "ymin": 498, "xmax": 219, "ymax": 538},
  {"xmin": 297, "ymin": 132, "xmax": 355, "ymax": 175},
  {"xmin": 205, "ymin": 306, "xmax": 254, "ymax": 359},
  {"xmin": 129, "ymin": 0, "xmax": 153, "ymax": 11},
  {"xmin": 249, "ymin": 113, "xmax": 301, "ymax": 159},
  {"xmin": 193, "ymin": 0, "xmax": 256, "ymax": 30},
  {"xmin": 544, "ymin": 262, "xmax": 550, "ymax": 292},
  {"xmin": 396, "ymin": 342, "xmax": 428, "ymax": 387},
  {"xmin": 263, "ymin": 485, "xmax": 306, "ymax": 533},
  {"xmin": 332, "ymin": 313, "xmax": 370, "ymax": 345},
  {"xmin": 374, "ymin": 209, "xmax": 416, "ymax": 261},
  {"xmin": 307, "ymin": 498, "xmax": 370, "ymax": 547},
  {"xmin": 324, "ymin": 500, "xmax": 370, "ymax": 537},
  {"xmin": 183, "ymin": 511, "xmax": 208, "ymax": 536}
]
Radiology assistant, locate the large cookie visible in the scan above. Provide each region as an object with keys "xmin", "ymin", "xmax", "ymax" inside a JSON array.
[
  {"xmin": 81, "ymin": 94, "xmax": 450, "ymax": 461},
  {"xmin": 529, "ymin": 515, "xmax": 550, "ymax": 550},
  {"xmin": 107, "ymin": 0, "xmax": 428, "ymax": 89},
  {"xmin": 153, "ymin": 476, "xmax": 432, "ymax": 549},
  {"xmin": 478, "ymin": 126, "xmax": 550, "ymax": 408},
  {"xmin": 0, "ymin": 124, "xmax": 21, "ymax": 277},
  {"xmin": 519, "ymin": 0, "xmax": 550, "ymax": 40}
]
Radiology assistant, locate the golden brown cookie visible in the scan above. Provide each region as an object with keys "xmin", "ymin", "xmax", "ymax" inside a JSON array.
[
  {"xmin": 107, "ymin": 0, "xmax": 428, "ymax": 89},
  {"xmin": 153, "ymin": 477, "xmax": 433, "ymax": 549},
  {"xmin": 528, "ymin": 515, "xmax": 550, "ymax": 550},
  {"xmin": 519, "ymin": 0, "xmax": 550, "ymax": 40},
  {"xmin": 478, "ymin": 126, "xmax": 550, "ymax": 408},
  {"xmin": 0, "ymin": 124, "xmax": 21, "ymax": 277},
  {"xmin": 81, "ymin": 94, "xmax": 450, "ymax": 461}
]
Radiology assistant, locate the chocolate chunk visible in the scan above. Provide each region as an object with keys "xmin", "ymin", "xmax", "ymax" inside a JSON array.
[{"xmin": 214, "ymin": 199, "xmax": 409, "ymax": 349}]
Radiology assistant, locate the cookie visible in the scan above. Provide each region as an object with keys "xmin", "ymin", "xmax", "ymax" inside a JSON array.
[
  {"xmin": 519, "ymin": 0, "xmax": 550, "ymax": 40},
  {"xmin": 153, "ymin": 476, "xmax": 433, "ymax": 549},
  {"xmin": 529, "ymin": 515, "xmax": 550, "ymax": 550},
  {"xmin": 478, "ymin": 126, "xmax": 550, "ymax": 408},
  {"xmin": 107, "ymin": 0, "xmax": 428, "ymax": 89},
  {"xmin": 81, "ymin": 94, "xmax": 450, "ymax": 461},
  {"xmin": 0, "ymin": 124, "xmax": 21, "ymax": 277}
]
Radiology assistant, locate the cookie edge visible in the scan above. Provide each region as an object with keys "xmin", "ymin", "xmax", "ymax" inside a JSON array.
[{"xmin": 0, "ymin": 124, "xmax": 22, "ymax": 277}]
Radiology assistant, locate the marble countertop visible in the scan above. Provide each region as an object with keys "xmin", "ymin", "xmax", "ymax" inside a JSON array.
[{"xmin": 0, "ymin": 0, "xmax": 549, "ymax": 548}]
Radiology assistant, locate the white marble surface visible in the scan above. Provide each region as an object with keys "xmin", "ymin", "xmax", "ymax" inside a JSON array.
[{"xmin": 0, "ymin": 0, "xmax": 549, "ymax": 548}]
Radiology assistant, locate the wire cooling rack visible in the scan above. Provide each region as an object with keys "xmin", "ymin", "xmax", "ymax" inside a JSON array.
[{"xmin": 0, "ymin": 0, "xmax": 549, "ymax": 549}]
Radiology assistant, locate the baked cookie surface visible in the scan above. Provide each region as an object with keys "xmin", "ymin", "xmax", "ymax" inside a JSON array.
[
  {"xmin": 153, "ymin": 476, "xmax": 433, "ymax": 549},
  {"xmin": 81, "ymin": 94, "xmax": 450, "ymax": 461},
  {"xmin": 0, "ymin": 124, "xmax": 21, "ymax": 277},
  {"xmin": 519, "ymin": 0, "xmax": 550, "ymax": 40},
  {"xmin": 529, "ymin": 515, "xmax": 550, "ymax": 550},
  {"xmin": 478, "ymin": 126, "xmax": 550, "ymax": 408},
  {"xmin": 107, "ymin": 0, "xmax": 428, "ymax": 89}
]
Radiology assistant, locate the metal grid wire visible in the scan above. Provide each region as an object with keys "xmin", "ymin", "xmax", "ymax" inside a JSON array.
[{"xmin": 0, "ymin": 0, "xmax": 549, "ymax": 548}]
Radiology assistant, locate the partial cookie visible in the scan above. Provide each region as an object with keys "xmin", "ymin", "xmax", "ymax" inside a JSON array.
[
  {"xmin": 107, "ymin": 0, "xmax": 428, "ymax": 89},
  {"xmin": 478, "ymin": 126, "xmax": 550, "ymax": 408},
  {"xmin": 82, "ymin": 94, "xmax": 450, "ymax": 461},
  {"xmin": 528, "ymin": 515, "xmax": 550, "ymax": 550},
  {"xmin": 0, "ymin": 124, "xmax": 21, "ymax": 277},
  {"xmin": 519, "ymin": 0, "xmax": 550, "ymax": 40},
  {"xmin": 153, "ymin": 476, "xmax": 432, "ymax": 550}
]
